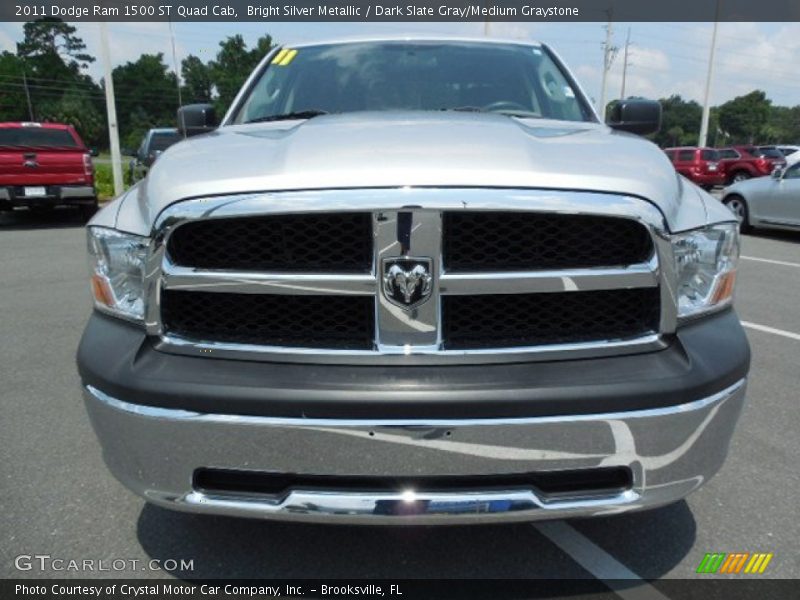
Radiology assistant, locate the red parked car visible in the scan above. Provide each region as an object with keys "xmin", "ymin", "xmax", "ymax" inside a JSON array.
[
  {"xmin": 0, "ymin": 122, "xmax": 97, "ymax": 217},
  {"xmin": 717, "ymin": 145, "xmax": 786, "ymax": 184},
  {"xmin": 664, "ymin": 146, "xmax": 726, "ymax": 190}
]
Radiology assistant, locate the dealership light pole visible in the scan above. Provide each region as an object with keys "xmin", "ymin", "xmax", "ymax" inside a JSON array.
[
  {"xmin": 699, "ymin": 3, "xmax": 720, "ymax": 148},
  {"xmin": 599, "ymin": 13, "xmax": 618, "ymax": 118},
  {"xmin": 99, "ymin": 21, "xmax": 124, "ymax": 197},
  {"xmin": 169, "ymin": 19, "xmax": 183, "ymax": 108},
  {"xmin": 620, "ymin": 28, "xmax": 631, "ymax": 99}
]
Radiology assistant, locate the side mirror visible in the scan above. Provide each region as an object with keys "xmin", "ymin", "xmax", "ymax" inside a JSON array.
[
  {"xmin": 606, "ymin": 98, "xmax": 662, "ymax": 136},
  {"xmin": 177, "ymin": 103, "xmax": 218, "ymax": 137},
  {"xmin": 89, "ymin": 147, "xmax": 99, "ymax": 157},
  {"xmin": 771, "ymin": 166, "xmax": 784, "ymax": 179}
]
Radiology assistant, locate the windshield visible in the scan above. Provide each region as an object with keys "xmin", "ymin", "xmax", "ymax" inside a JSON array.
[
  {"xmin": 0, "ymin": 127, "xmax": 79, "ymax": 148},
  {"xmin": 150, "ymin": 132, "xmax": 181, "ymax": 152},
  {"xmin": 755, "ymin": 146, "xmax": 784, "ymax": 159},
  {"xmin": 232, "ymin": 41, "xmax": 592, "ymax": 124}
]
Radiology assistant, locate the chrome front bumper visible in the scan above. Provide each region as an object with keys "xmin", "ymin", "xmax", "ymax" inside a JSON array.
[{"xmin": 83, "ymin": 379, "xmax": 746, "ymax": 524}]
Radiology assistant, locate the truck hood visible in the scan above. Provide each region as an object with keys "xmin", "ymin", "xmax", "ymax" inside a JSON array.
[{"xmin": 137, "ymin": 111, "xmax": 700, "ymax": 230}]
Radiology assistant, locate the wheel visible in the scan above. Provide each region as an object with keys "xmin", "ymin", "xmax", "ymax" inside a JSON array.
[
  {"xmin": 731, "ymin": 171, "xmax": 751, "ymax": 184},
  {"xmin": 723, "ymin": 195, "xmax": 752, "ymax": 233}
]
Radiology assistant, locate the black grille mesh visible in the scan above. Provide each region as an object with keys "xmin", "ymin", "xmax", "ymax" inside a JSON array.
[
  {"xmin": 443, "ymin": 212, "xmax": 653, "ymax": 271},
  {"xmin": 161, "ymin": 291, "xmax": 375, "ymax": 349},
  {"xmin": 167, "ymin": 213, "xmax": 372, "ymax": 272},
  {"xmin": 443, "ymin": 289, "xmax": 660, "ymax": 349}
]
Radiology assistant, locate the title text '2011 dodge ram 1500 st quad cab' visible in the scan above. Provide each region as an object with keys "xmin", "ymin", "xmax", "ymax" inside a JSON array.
[{"xmin": 78, "ymin": 38, "xmax": 750, "ymax": 524}]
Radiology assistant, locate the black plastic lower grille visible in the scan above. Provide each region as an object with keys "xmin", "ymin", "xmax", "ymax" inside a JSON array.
[
  {"xmin": 194, "ymin": 467, "xmax": 633, "ymax": 498},
  {"xmin": 443, "ymin": 288, "xmax": 660, "ymax": 349},
  {"xmin": 167, "ymin": 212, "xmax": 373, "ymax": 272},
  {"xmin": 443, "ymin": 211, "xmax": 653, "ymax": 271},
  {"xmin": 161, "ymin": 291, "xmax": 375, "ymax": 349}
]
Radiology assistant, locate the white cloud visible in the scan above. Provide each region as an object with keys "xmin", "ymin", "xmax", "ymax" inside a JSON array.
[{"xmin": 487, "ymin": 22, "xmax": 532, "ymax": 40}]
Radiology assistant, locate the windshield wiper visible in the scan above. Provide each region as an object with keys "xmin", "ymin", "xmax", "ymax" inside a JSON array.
[
  {"xmin": 439, "ymin": 106, "xmax": 542, "ymax": 119},
  {"xmin": 245, "ymin": 110, "xmax": 328, "ymax": 124},
  {"xmin": 440, "ymin": 106, "xmax": 486, "ymax": 113}
]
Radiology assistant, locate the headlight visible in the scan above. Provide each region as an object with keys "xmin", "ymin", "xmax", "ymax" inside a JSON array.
[
  {"xmin": 672, "ymin": 223, "xmax": 739, "ymax": 319},
  {"xmin": 87, "ymin": 227, "xmax": 149, "ymax": 322}
]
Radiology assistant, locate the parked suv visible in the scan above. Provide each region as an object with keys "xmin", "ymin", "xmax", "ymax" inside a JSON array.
[
  {"xmin": 78, "ymin": 38, "xmax": 749, "ymax": 524},
  {"xmin": 718, "ymin": 145, "xmax": 786, "ymax": 184},
  {"xmin": 664, "ymin": 146, "xmax": 725, "ymax": 189},
  {"xmin": 0, "ymin": 122, "xmax": 97, "ymax": 216},
  {"xmin": 129, "ymin": 128, "xmax": 181, "ymax": 182}
]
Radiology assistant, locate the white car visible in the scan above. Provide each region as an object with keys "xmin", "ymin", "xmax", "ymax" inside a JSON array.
[
  {"xmin": 722, "ymin": 161, "xmax": 800, "ymax": 232},
  {"xmin": 777, "ymin": 145, "xmax": 800, "ymax": 166}
]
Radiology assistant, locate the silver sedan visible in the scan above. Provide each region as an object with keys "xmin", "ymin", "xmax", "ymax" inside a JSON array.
[{"xmin": 722, "ymin": 162, "xmax": 800, "ymax": 232}]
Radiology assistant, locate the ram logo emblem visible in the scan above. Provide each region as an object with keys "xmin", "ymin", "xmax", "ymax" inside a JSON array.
[{"xmin": 382, "ymin": 258, "xmax": 433, "ymax": 309}]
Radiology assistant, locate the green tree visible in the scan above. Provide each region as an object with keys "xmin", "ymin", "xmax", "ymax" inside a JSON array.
[
  {"xmin": 12, "ymin": 18, "xmax": 101, "ymax": 126},
  {"xmin": 111, "ymin": 53, "xmax": 179, "ymax": 146},
  {"xmin": 654, "ymin": 95, "xmax": 702, "ymax": 147},
  {"xmin": 17, "ymin": 17, "xmax": 94, "ymax": 71},
  {"xmin": 209, "ymin": 34, "xmax": 274, "ymax": 115},
  {"xmin": 763, "ymin": 105, "xmax": 800, "ymax": 144},
  {"xmin": 717, "ymin": 90, "xmax": 771, "ymax": 144},
  {"xmin": 0, "ymin": 51, "xmax": 31, "ymax": 121},
  {"xmin": 38, "ymin": 86, "xmax": 105, "ymax": 147},
  {"xmin": 180, "ymin": 54, "xmax": 213, "ymax": 103}
]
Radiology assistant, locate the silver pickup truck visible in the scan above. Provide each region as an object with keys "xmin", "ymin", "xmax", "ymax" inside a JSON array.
[{"xmin": 78, "ymin": 37, "xmax": 749, "ymax": 524}]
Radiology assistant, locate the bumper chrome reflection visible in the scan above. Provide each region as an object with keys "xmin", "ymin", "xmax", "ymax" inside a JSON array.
[{"xmin": 83, "ymin": 379, "xmax": 746, "ymax": 524}]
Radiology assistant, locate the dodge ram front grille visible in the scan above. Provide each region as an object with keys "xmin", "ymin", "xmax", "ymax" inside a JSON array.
[
  {"xmin": 167, "ymin": 212, "xmax": 373, "ymax": 273},
  {"xmin": 162, "ymin": 291, "xmax": 375, "ymax": 349},
  {"xmin": 443, "ymin": 289, "xmax": 661, "ymax": 349},
  {"xmin": 443, "ymin": 212, "xmax": 653, "ymax": 271},
  {"xmin": 150, "ymin": 189, "xmax": 671, "ymax": 363}
]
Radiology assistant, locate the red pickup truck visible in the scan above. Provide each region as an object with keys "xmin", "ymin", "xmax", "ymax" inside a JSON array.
[
  {"xmin": 0, "ymin": 122, "xmax": 97, "ymax": 217},
  {"xmin": 717, "ymin": 145, "xmax": 786, "ymax": 184}
]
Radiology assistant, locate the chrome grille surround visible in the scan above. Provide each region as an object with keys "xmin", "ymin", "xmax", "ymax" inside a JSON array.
[{"xmin": 145, "ymin": 188, "xmax": 676, "ymax": 365}]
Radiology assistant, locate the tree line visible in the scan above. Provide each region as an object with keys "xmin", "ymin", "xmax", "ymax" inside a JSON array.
[
  {"xmin": 0, "ymin": 18, "xmax": 273, "ymax": 150},
  {"xmin": 654, "ymin": 92, "xmax": 800, "ymax": 148},
  {"xmin": 1, "ymin": 19, "xmax": 798, "ymax": 151}
]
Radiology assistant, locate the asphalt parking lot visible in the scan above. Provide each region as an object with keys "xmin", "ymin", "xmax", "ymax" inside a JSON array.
[{"xmin": 1, "ymin": 207, "xmax": 798, "ymax": 589}]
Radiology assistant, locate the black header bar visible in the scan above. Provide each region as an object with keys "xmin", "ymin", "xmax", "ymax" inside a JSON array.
[{"xmin": 4, "ymin": 0, "xmax": 800, "ymax": 22}]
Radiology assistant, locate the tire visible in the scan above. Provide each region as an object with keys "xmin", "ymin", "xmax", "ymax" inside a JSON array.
[
  {"xmin": 723, "ymin": 195, "xmax": 752, "ymax": 233},
  {"xmin": 731, "ymin": 171, "xmax": 751, "ymax": 184}
]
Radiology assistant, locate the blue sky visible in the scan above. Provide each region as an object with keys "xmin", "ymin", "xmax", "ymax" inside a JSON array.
[{"xmin": 2, "ymin": 20, "xmax": 799, "ymax": 107}]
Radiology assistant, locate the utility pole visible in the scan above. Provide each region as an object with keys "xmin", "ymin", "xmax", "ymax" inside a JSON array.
[
  {"xmin": 699, "ymin": 1, "xmax": 720, "ymax": 148},
  {"xmin": 169, "ymin": 19, "xmax": 183, "ymax": 108},
  {"xmin": 99, "ymin": 22, "xmax": 124, "ymax": 197},
  {"xmin": 21, "ymin": 70, "xmax": 34, "ymax": 121},
  {"xmin": 599, "ymin": 12, "xmax": 618, "ymax": 119},
  {"xmin": 620, "ymin": 27, "xmax": 631, "ymax": 99}
]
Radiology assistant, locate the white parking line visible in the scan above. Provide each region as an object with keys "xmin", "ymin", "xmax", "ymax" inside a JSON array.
[
  {"xmin": 741, "ymin": 255, "xmax": 800, "ymax": 268},
  {"xmin": 535, "ymin": 521, "xmax": 671, "ymax": 600},
  {"xmin": 741, "ymin": 321, "xmax": 800, "ymax": 341}
]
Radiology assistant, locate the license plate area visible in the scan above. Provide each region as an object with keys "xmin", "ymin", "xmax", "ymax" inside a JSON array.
[{"xmin": 23, "ymin": 186, "xmax": 47, "ymax": 197}]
